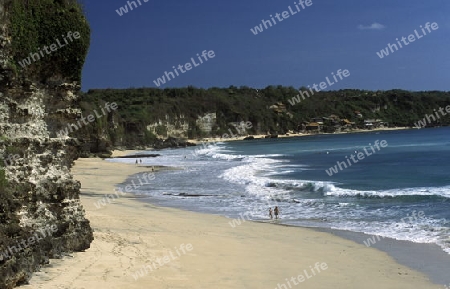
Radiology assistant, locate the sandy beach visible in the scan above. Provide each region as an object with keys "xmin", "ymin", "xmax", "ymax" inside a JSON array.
[{"xmin": 21, "ymin": 152, "xmax": 441, "ymax": 289}]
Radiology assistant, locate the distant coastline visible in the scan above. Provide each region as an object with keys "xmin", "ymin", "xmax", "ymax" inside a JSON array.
[{"xmin": 188, "ymin": 126, "xmax": 412, "ymax": 144}]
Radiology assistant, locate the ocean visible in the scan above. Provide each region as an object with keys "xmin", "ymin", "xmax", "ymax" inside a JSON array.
[{"xmin": 108, "ymin": 127, "xmax": 450, "ymax": 255}]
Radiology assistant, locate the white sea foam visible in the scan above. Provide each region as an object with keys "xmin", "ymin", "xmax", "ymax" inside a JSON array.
[
  {"xmin": 215, "ymin": 149, "xmax": 450, "ymax": 254},
  {"xmin": 324, "ymin": 186, "xmax": 450, "ymax": 199},
  {"xmin": 111, "ymin": 142, "xmax": 450, "ymax": 255}
]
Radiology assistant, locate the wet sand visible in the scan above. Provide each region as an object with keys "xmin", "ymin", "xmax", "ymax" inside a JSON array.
[{"xmin": 21, "ymin": 153, "xmax": 441, "ymax": 289}]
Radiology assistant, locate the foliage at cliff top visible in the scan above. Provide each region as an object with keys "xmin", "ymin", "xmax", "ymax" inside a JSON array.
[
  {"xmin": 79, "ymin": 87, "xmax": 450, "ymax": 147},
  {"xmin": 8, "ymin": 0, "xmax": 90, "ymax": 83}
]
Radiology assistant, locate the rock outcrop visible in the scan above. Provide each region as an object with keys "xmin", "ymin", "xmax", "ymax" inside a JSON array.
[{"xmin": 0, "ymin": 1, "xmax": 93, "ymax": 288}]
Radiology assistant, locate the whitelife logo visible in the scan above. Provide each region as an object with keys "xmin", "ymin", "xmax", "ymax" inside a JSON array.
[
  {"xmin": 56, "ymin": 102, "xmax": 118, "ymax": 138},
  {"xmin": 153, "ymin": 50, "xmax": 216, "ymax": 87},
  {"xmin": 115, "ymin": 0, "xmax": 149, "ymax": 16},
  {"xmin": 131, "ymin": 243, "xmax": 193, "ymax": 280},
  {"xmin": 94, "ymin": 172, "xmax": 155, "ymax": 209},
  {"xmin": 250, "ymin": 0, "xmax": 313, "ymax": 35},
  {"xmin": 363, "ymin": 211, "xmax": 448, "ymax": 247},
  {"xmin": 18, "ymin": 31, "xmax": 81, "ymax": 68},
  {"xmin": 274, "ymin": 262, "xmax": 328, "ymax": 289},
  {"xmin": 0, "ymin": 225, "xmax": 57, "ymax": 261},
  {"xmin": 376, "ymin": 22, "xmax": 439, "ymax": 59},
  {"xmin": 325, "ymin": 140, "xmax": 388, "ymax": 176},
  {"xmin": 413, "ymin": 105, "xmax": 450, "ymax": 129},
  {"xmin": 287, "ymin": 69, "xmax": 350, "ymax": 106}
]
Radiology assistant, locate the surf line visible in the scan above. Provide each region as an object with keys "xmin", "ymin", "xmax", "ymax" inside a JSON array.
[{"xmin": 190, "ymin": 121, "xmax": 253, "ymax": 158}]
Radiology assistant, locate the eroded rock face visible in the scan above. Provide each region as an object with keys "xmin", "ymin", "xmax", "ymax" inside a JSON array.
[
  {"xmin": 0, "ymin": 76, "xmax": 94, "ymax": 289},
  {"xmin": 0, "ymin": 2, "xmax": 93, "ymax": 288}
]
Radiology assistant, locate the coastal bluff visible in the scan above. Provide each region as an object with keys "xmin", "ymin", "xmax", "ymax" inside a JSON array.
[{"xmin": 0, "ymin": 1, "xmax": 93, "ymax": 288}]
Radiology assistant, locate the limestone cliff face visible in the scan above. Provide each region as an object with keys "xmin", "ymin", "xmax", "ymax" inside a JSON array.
[
  {"xmin": 195, "ymin": 113, "xmax": 216, "ymax": 134},
  {"xmin": 0, "ymin": 1, "xmax": 93, "ymax": 288},
  {"xmin": 146, "ymin": 113, "xmax": 216, "ymax": 139}
]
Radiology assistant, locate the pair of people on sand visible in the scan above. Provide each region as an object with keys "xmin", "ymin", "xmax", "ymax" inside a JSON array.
[{"xmin": 269, "ymin": 206, "xmax": 279, "ymax": 219}]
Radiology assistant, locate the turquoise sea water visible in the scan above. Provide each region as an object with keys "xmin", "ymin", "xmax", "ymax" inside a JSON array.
[{"xmin": 109, "ymin": 127, "xmax": 450, "ymax": 255}]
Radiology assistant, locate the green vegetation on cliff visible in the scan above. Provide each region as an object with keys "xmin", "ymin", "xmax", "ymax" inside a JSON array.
[
  {"xmin": 8, "ymin": 0, "xmax": 90, "ymax": 82},
  {"xmin": 0, "ymin": 142, "xmax": 22, "ymax": 272},
  {"xmin": 1, "ymin": 1, "xmax": 93, "ymax": 287},
  {"xmin": 77, "ymin": 87, "xmax": 450, "ymax": 150}
]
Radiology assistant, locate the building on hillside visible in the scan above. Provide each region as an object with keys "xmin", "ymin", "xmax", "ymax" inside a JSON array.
[
  {"xmin": 364, "ymin": 119, "xmax": 385, "ymax": 129},
  {"xmin": 305, "ymin": 122, "xmax": 321, "ymax": 132},
  {"xmin": 310, "ymin": 117, "xmax": 324, "ymax": 125},
  {"xmin": 341, "ymin": 119, "xmax": 355, "ymax": 128},
  {"xmin": 329, "ymin": 114, "xmax": 340, "ymax": 121}
]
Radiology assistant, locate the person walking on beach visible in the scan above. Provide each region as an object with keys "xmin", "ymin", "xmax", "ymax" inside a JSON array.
[
  {"xmin": 274, "ymin": 206, "xmax": 279, "ymax": 219},
  {"xmin": 135, "ymin": 159, "xmax": 138, "ymax": 166},
  {"xmin": 269, "ymin": 207, "xmax": 273, "ymax": 219}
]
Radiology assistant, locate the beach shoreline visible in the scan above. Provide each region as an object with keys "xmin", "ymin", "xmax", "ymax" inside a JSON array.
[
  {"xmin": 314, "ymin": 227, "xmax": 450, "ymax": 285},
  {"xmin": 187, "ymin": 126, "xmax": 412, "ymax": 144},
  {"xmin": 20, "ymin": 152, "xmax": 442, "ymax": 289}
]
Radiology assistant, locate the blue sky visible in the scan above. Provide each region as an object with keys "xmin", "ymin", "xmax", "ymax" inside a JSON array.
[{"xmin": 80, "ymin": 0, "xmax": 450, "ymax": 91}]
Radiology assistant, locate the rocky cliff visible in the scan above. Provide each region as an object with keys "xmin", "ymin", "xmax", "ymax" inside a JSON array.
[{"xmin": 0, "ymin": 1, "xmax": 93, "ymax": 288}]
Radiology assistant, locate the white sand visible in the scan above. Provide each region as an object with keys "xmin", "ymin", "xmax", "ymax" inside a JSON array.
[{"xmin": 21, "ymin": 155, "xmax": 440, "ymax": 289}]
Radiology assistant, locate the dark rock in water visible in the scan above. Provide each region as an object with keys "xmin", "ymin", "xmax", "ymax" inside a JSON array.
[
  {"xmin": 178, "ymin": 193, "xmax": 212, "ymax": 197},
  {"xmin": 153, "ymin": 137, "xmax": 196, "ymax": 150},
  {"xmin": 115, "ymin": 153, "xmax": 161, "ymax": 158},
  {"xmin": 164, "ymin": 192, "xmax": 213, "ymax": 197},
  {"xmin": 264, "ymin": 134, "xmax": 278, "ymax": 139},
  {"xmin": 243, "ymin": 136, "xmax": 255, "ymax": 140}
]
